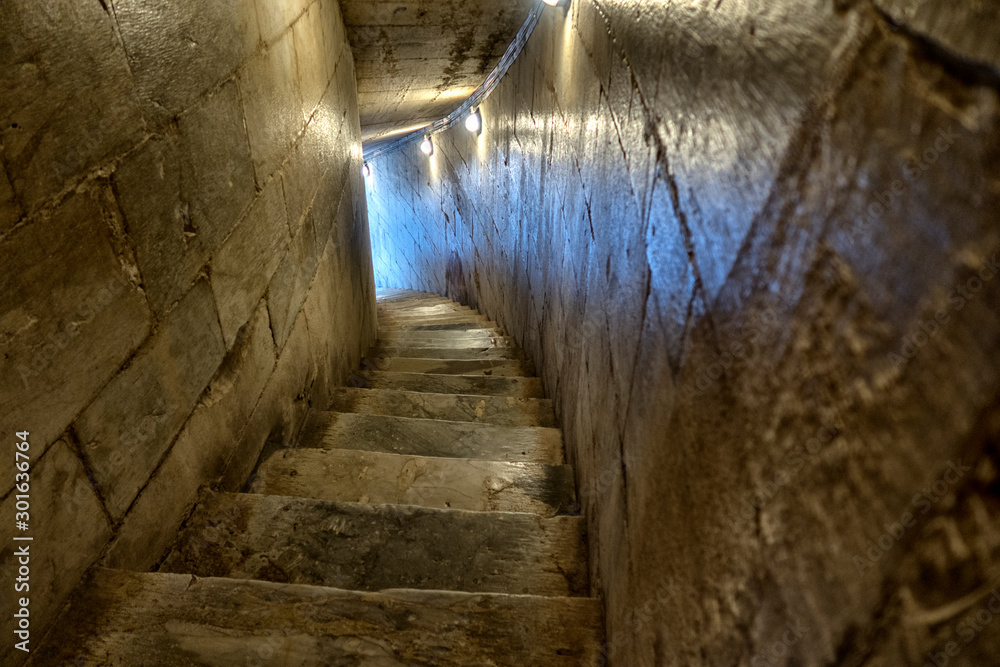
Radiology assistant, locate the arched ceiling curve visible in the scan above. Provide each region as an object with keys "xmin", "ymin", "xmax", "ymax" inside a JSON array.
[{"xmin": 339, "ymin": 0, "xmax": 536, "ymax": 151}]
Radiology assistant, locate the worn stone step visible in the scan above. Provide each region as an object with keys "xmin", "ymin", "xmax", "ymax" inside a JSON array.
[
  {"xmin": 298, "ymin": 411, "xmax": 565, "ymax": 464},
  {"xmin": 378, "ymin": 334, "xmax": 516, "ymax": 349},
  {"xmin": 376, "ymin": 287, "xmax": 426, "ymax": 297},
  {"xmin": 329, "ymin": 387, "xmax": 556, "ymax": 427},
  {"xmin": 376, "ymin": 290, "xmax": 446, "ymax": 300},
  {"xmin": 377, "ymin": 304, "xmax": 484, "ymax": 316},
  {"xmin": 372, "ymin": 345, "xmax": 526, "ymax": 361},
  {"xmin": 251, "ymin": 448, "xmax": 576, "ymax": 515},
  {"xmin": 378, "ymin": 294, "xmax": 466, "ymax": 305},
  {"xmin": 380, "ymin": 320, "xmax": 501, "ymax": 333},
  {"xmin": 378, "ymin": 308, "xmax": 475, "ymax": 321},
  {"xmin": 378, "ymin": 305, "xmax": 485, "ymax": 318},
  {"xmin": 379, "ymin": 303, "xmax": 472, "ymax": 315},
  {"xmin": 350, "ymin": 370, "xmax": 545, "ymax": 398},
  {"xmin": 379, "ymin": 309, "xmax": 489, "ymax": 322},
  {"xmin": 379, "ymin": 327, "xmax": 501, "ymax": 341},
  {"xmin": 32, "ymin": 569, "xmax": 603, "ymax": 666},
  {"xmin": 160, "ymin": 492, "xmax": 589, "ymax": 596},
  {"xmin": 376, "ymin": 287, "xmax": 440, "ymax": 298},
  {"xmin": 377, "ymin": 296, "xmax": 467, "ymax": 308},
  {"xmin": 368, "ymin": 356, "xmax": 532, "ymax": 377}
]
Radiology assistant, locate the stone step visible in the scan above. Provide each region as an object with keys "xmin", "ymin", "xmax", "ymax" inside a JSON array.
[
  {"xmin": 32, "ymin": 569, "xmax": 603, "ymax": 666},
  {"xmin": 160, "ymin": 492, "xmax": 589, "ymax": 596},
  {"xmin": 375, "ymin": 287, "xmax": 441, "ymax": 298},
  {"xmin": 298, "ymin": 411, "xmax": 565, "ymax": 464},
  {"xmin": 380, "ymin": 320, "xmax": 501, "ymax": 333},
  {"xmin": 375, "ymin": 287, "xmax": 425, "ymax": 297},
  {"xmin": 329, "ymin": 387, "xmax": 557, "ymax": 427},
  {"xmin": 372, "ymin": 345, "xmax": 526, "ymax": 360},
  {"xmin": 377, "ymin": 296, "xmax": 467, "ymax": 309},
  {"xmin": 368, "ymin": 356, "xmax": 532, "ymax": 377},
  {"xmin": 375, "ymin": 336, "xmax": 521, "ymax": 354},
  {"xmin": 376, "ymin": 289, "xmax": 445, "ymax": 299},
  {"xmin": 378, "ymin": 333, "xmax": 516, "ymax": 349},
  {"xmin": 379, "ymin": 304, "xmax": 473, "ymax": 316},
  {"xmin": 379, "ymin": 327, "xmax": 501, "ymax": 341},
  {"xmin": 378, "ymin": 310, "xmax": 491, "ymax": 323},
  {"xmin": 378, "ymin": 304, "xmax": 484, "ymax": 316},
  {"xmin": 350, "ymin": 370, "xmax": 545, "ymax": 398},
  {"xmin": 251, "ymin": 448, "xmax": 576, "ymax": 515}
]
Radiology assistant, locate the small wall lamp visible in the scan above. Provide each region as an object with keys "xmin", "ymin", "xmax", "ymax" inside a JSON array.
[{"xmin": 465, "ymin": 108, "xmax": 482, "ymax": 134}]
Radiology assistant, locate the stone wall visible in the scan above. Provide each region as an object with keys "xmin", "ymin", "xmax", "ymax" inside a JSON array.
[
  {"xmin": 0, "ymin": 0, "xmax": 376, "ymax": 661},
  {"xmin": 367, "ymin": 1, "xmax": 1000, "ymax": 664}
]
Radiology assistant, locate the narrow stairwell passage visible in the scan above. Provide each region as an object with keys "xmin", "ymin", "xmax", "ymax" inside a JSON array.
[{"xmin": 30, "ymin": 289, "xmax": 604, "ymax": 665}]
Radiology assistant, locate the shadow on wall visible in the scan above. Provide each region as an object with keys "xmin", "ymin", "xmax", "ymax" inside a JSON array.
[
  {"xmin": 446, "ymin": 251, "xmax": 469, "ymax": 305},
  {"xmin": 366, "ymin": 0, "xmax": 1000, "ymax": 664}
]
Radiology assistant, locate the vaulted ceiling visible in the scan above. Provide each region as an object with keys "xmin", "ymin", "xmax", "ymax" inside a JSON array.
[{"xmin": 339, "ymin": 0, "xmax": 535, "ymax": 150}]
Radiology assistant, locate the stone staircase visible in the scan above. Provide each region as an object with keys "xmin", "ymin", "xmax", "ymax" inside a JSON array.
[{"xmin": 31, "ymin": 289, "xmax": 604, "ymax": 665}]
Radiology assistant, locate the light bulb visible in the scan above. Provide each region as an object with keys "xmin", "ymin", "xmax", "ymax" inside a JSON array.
[
  {"xmin": 362, "ymin": 163, "xmax": 371, "ymax": 178},
  {"xmin": 543, "ymin": 0, "xmax": 560, "ymax": 5},
  {"xmin": 420, "ymin": 137, "xmax": 434, "ymax": 155},
  {"xmin": 465, "ymin": 109, "xmax": 481, "ymax": 134}
]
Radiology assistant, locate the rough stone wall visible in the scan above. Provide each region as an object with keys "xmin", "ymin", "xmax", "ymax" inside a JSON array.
[
  {"xmin": 367, "ymin": 1, "xmax": 1000, "ymax": 664},
  {"xmin": 0, "ymin": 0, "xmax": 376, "ymax": 661}
]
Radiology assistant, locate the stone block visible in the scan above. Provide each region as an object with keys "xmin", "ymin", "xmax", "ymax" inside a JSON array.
[
  {"xmin": 105, "ymin": 302, "xmax": 275, "ymax": 571},
  {"xmin": 306, "ymin": 230, "xmax": 371, "ymax": 400},
  {"xmin": 221, "ymin": 308, "xmax": 314, "ymax": 491},
  {"xmin": 319, "ymin": 0, "xmax": 349, "ymax": 83},
  {"xmin": 311, "ymin": 158, "xmax": 351, "ymax": 247},
  {"xmin": 875, "ymin": 0, "xmax": 1000, "ymax": 72},
  {"xmin": 0, "ymin": 0, "xmax": 145, "ymax": 211},
  {"xmin": 267, "ymin": 213, "xmax": 320, "ymax": 349},
  {"xmin": 280, "ymin": 129, "xmax": 325, "ymax": 237},
  {"xmin": 0, "ymin": 189, "xmax": 150, "ymax": 497},
  {"xmin": 176, "ymin": 81, "xmax": 258, "ymax": 249},
  {"xmin": 211, "ymin": 177, "xmax": 290, "ymax": 347},
  {"xmin": 239, "ymin": 30, "xmax": 304, "ymax": 183},
  {"xmin": 110, "ymin": 0, "xmax": 260, "ymax": 122},
  {"xmin": 75, "ymin": 280, "xmax": 225, "ymax": 520},
  {"xmin": 254, "ymin": 0, "xmax": 311, "ymax": 45},
  {"xmin": 0, "ymin": 440, "xmax": 111, "ymax": 666},
  {"xmin": 114, "ymin": 81, "xmax": 256, "ymax": 316},
  {"xmin": 293, "ymin": 2, "xmax": 332, "ymax": 120}
]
